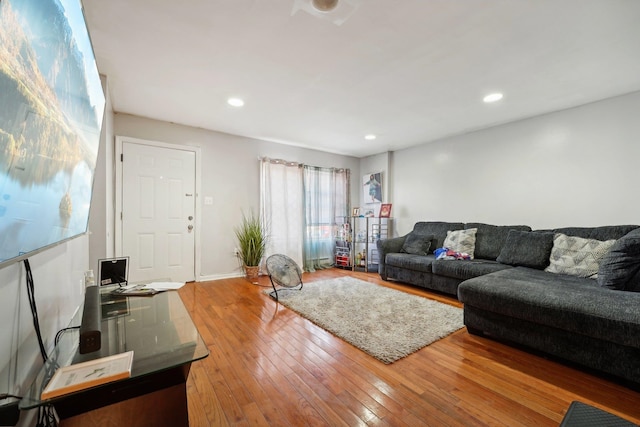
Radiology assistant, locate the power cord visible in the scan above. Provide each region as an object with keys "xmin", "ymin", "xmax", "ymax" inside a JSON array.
[
  {"xmin": 54, "ymin": 327, "xmax": 80, "ymax": 346},
  {"xmin": 253, "ymin": 279, "xmax": 271, "ymax": 288},
  {"xmin": 23, "ymin": 260, "xmax": 57, "ymax": 427},
  {"xmin": 24, "ymin": 259, "xmax": 47, "ymax": 362}
]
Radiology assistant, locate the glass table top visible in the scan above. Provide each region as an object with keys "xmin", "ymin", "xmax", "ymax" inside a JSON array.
[{"xmin": 20, "ymin": 286, "xmax": 209, "ymax": 409}]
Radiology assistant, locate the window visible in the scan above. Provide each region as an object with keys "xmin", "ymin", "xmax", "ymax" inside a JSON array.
[{"xmin": 261, "ymin": 158, "xmax": 349, "ymax": 271}]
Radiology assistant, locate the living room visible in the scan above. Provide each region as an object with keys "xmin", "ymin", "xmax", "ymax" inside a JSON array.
[{"xmin": 1, "ymin": 0, "xmax": 640, "ymax": 425}]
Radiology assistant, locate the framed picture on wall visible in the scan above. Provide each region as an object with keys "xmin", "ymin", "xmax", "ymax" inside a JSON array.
[
  {"xmin": 363, "ymin": 172, "xmax": 382, "ymax": 204},
  {"xmin": 352, "ymin": 207, "xmax": 360, "ymax": 217},
  {"xmin": 379, "ymin": 203, "xmax": 392, "ymax": 218}
]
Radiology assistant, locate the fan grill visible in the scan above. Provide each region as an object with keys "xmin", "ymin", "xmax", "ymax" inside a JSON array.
[{"xmin": 266, "ymin": 254, "xmax": 303, "ymax": 300}]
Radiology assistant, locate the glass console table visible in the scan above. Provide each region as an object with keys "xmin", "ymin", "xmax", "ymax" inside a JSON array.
[{"xmin": 20, "ymin": 287, "xmax": 209, "ymax": 426}]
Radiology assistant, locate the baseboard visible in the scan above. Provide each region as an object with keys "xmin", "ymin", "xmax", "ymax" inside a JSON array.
[{"xmin": 197, "ymin": 272, "xmax": 245, "ymax": 282}]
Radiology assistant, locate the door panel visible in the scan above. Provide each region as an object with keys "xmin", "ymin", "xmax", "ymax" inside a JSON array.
[{"xmin": 121, "ymin": 142, "xmax": 195, "ymax": 282}]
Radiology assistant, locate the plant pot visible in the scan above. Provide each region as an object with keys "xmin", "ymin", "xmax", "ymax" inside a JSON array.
[{"xmin": 244, "ymin": 265, "xmax": 259, "ymax": 284}]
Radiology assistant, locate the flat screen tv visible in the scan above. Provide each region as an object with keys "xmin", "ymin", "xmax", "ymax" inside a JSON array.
[{"xmin": 0, "ymin": 0, "xmax": 105, "ymax": 269}]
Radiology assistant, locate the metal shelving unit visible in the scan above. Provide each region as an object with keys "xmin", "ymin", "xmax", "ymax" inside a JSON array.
[
  {"xmin": 350, "ymin": 216, "xmax": 393, "ymax": 272},
  {"xmin": 334, "ymin": 218, "xmax": 352, "ymax": 269}
]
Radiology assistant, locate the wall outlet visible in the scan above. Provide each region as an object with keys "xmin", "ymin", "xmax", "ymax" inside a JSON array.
[{"xmin": 233, "ymin": 248, "xmax": 239, "ymax": 256}]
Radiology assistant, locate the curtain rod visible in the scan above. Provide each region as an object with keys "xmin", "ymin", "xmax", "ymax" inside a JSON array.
[
  {"xmin": 258, "ymin": 156, "xmax": 303, "ymax": 167},
  {"xmin": 258, "ymin": 156, "xmax": 349, "ymax": 173}
]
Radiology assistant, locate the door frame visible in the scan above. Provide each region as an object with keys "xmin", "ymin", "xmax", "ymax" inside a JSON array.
[{"xmin": 114, "ymin": 135, "xmax": 202, "ymax": 281}]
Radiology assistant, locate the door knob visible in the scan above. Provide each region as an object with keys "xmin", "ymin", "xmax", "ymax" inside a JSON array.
[
  {"xmin": 188, "ymin": 216, "xmax": 193, "ymax": 220},
  {"xmin": 188, "ymin": 225, "xmax": 194, "ymax": 231}
]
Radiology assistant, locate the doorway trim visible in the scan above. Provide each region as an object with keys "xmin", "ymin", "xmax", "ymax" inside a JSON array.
[{"xmin": 114, "ymin": 135, "xmax": 202, "ymax": 281}]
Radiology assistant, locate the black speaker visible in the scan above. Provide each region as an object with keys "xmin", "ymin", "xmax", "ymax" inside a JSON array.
[
  {"xmin": 0, "ymin": 396, "xmax": 20, "ymax": 426},
  {"xmin": 79, "ymin": 285, "xmax": 101, "ymax": 354}
]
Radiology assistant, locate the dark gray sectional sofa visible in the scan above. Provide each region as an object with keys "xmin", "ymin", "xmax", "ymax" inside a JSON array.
[{"xmin": 376, "ymin": 221, "xmax": 640, "ymax": 384}]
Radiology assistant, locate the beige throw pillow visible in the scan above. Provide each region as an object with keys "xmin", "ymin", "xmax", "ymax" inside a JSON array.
[
  {"xmin": 545, "ymin": 233, "xmax": 616, "ymax": 278},
  {"xmin": 443, "ymin": 228, "xmax": 477, "ymax": 259}
]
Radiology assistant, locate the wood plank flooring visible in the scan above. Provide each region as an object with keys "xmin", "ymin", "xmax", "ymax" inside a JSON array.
[{"xmin": 179, "ymin": 269, "xmax": 640, "ymax": 426}]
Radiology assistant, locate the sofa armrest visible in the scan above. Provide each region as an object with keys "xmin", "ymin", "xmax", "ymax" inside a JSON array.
[{"xmin": 376, "ymin": 235, "xmax": 407, "ymax": 279}]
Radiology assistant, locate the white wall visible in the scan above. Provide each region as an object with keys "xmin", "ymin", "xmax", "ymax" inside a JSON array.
[
  {"xmin": 390, "ymin": 91, "xmax": 640, "ymax": 235},
  {"xmin": 113, "ymin": 114, "xmax": 360, "ymax": 280},
  {"xmin": 0, "ymin": 238, "xmax": 88, "ymax": 426},
  {"xmin": 109, "ymin": 91, "xmax": 640, "ymax": 277}
]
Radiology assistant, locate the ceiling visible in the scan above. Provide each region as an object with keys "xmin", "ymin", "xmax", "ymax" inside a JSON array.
[{"xmin": 82, "ymin": 0, "xmax": 640, "ymax": 158}]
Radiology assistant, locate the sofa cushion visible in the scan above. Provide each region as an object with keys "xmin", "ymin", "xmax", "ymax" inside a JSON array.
[
  {"xmin": 443, "ymin": 228, "xmax": 477, "ymax": 258},
  {"xmin": 496, "ymin": 230, "xmax": 554, "ymax": 269},
  {"xmin": 385, "ymin": 253, "xmax": 435, "ymax": 273},
  {"xmin": 385, "ymin": 265, "xmax": 433, "ymax": 288},
  {"xmin": 432, "ymin": 259, "xmax": 512, "ymax": 281},
  {"xmin": 457, "ymin": 267, "xmax": 640, "ymax": 348},
  {"xmin": 545, "ymin": 234, "xmax": 616, "ymax": 278},
  {"xmin": 412, "ymin": 222, "xmax": 464, "ymax": 254},
  {"xmin": 400, "ymin": 233, "xmax": 433, "ymax": 256},
  {"xmin": 546, "ymin": 225, "xmax": 639, "ymax": 241},
  {"xmin": 465, "ymin": 223, "xmax": 532, "ymax": 260},
  {"xmin": 598, "ymin": 228, "xmax": 640, "ymax": 292}
]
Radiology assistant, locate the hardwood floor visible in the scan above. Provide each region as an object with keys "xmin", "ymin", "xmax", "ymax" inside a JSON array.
[{"xmin": 179, "ymin": 269, "xmax": 640, "ymax": 426}]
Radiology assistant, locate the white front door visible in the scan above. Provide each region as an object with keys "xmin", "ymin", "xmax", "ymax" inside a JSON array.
[{"xmin": 120, "ymin": 140, "xmax": 196, "ymax": 283}]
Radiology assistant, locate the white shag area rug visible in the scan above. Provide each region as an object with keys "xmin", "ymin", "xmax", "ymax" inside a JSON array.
[{"xmin": 266, "ymin": 276, "xmax": 464, "ymax": 364}]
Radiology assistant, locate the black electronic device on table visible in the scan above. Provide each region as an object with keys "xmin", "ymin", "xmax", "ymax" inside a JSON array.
[
  {"xmin": 97, "ymin": 257, "xmax": 129, "ymax": 287},
  {"xmin": 79, "ymin": 285, "xmax": 101, "ymax": 354},
  {"xmin": 81, "ymin": 256, "xmax": 129, "ymax": 354}
]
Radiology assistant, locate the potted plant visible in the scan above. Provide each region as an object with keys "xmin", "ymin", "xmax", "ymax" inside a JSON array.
[{"xmin": 234, "ymin": 211, "xmax": 268, "ymax": 284}]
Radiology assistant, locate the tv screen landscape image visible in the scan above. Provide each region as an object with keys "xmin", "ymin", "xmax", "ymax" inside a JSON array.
[{"xmin": 0, "ymin": 0, "xmax": 105, "ymax": 268}]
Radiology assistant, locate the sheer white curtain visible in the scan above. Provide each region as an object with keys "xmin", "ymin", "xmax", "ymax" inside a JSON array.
[
  {"xmin": 261, "ymin": 158, "xmax": 350, "ymax": 272},
  {"xmin": 303, "ymin": 166, "xmax": 350, "ymax": 271},
  {"xmin": 260, "ymin": 158, "xmax": 304, "ymax": 267}
]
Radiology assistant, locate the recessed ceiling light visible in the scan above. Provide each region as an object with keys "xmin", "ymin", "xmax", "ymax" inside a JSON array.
[
  {"xmin": 227, "ymin": 97, "xmax": 244, "ymax": 107},
  {"xmin": 483, "ymin": 93, "xmax": 503, "ymax": 103},
  {"xmin": 364, "ymin": 134, "xmax": 376, "ymax": 140}
]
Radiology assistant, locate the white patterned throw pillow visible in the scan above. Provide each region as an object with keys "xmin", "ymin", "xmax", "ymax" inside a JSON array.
[
  {"xmin": 545, "ymin": 233, "xmax": 616, "ymax": 278},
  {"xmin": 443, "ymin": 228, "xmax": 477, "ymax": 259}
]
